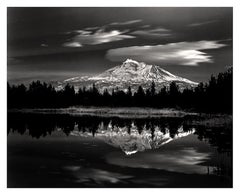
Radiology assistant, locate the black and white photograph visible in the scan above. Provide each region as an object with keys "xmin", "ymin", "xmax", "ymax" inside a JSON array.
[{"xmin": 6, "ymin": 6, "xmax": 234, "ymax": 188}]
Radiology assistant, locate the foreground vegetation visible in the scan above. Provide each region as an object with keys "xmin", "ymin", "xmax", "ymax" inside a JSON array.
[{"xmin": 8, "ymin": 68, "xmax": 232, "ymax": 113}]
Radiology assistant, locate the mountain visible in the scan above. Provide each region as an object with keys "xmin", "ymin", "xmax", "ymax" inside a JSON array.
[{"xmin": 57, "ymin": 59, "xmax": 198, "ymax": 92}]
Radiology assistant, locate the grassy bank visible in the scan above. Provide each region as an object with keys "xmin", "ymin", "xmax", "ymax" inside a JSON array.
[
  {"xmin": 8, "ymin": 106, "xmax": 200, "ymax": 118},
  {"xmin": 8, "ymin": 107, "xmax": 232, "ymax": 126},
  {"xmin": 184, "ymin": 114, "xmax": 232, "ymax": 128}
]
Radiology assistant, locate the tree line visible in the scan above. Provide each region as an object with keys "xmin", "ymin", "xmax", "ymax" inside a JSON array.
[
  {"xmin": 7, "ymin": 67, "xmax": 232, "ymax": 113},
  {"xmin": 8, "ymin": 113, "xmax": 187, "ymax": 139},
  {"xmin": 8, "ymin": 112, "xmax": 232, "ymax": 154}
]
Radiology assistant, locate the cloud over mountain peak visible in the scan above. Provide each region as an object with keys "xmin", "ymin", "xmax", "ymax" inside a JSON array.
[{"xmin": 106, "ymin": 40, "xmax": 226, "ymax": 66}]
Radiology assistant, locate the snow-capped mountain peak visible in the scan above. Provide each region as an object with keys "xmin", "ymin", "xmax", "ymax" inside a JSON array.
[
  {"xmin": 89, "ymin": 59, "xmax": 197, "ymax": 83},
  {"xmin": 122, "ymin": 59, "xmax": 146, "ymax": 70},
  {"xmin": 58, "ymin": 59, "xmax": 198, "ymax": 92}
]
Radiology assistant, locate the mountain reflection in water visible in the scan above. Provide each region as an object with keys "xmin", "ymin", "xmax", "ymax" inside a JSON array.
[
  {"xmin": 7, "ymin": 112, "xmax": 232, "ymax": 187},
  {"xmin": 70, "ymin": 125, "xmax": 195, "ymax": 155}
]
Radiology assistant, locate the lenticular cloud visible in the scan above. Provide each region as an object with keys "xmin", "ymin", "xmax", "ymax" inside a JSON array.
[{"xmin": 106, "ymin": 40, "xmax": 226, "ymax": 66}]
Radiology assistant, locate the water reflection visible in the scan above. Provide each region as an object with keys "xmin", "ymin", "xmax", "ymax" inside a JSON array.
[
  {"xmin": 64, "ymin": 166, "xmax": 134, "ymax": 185},
  {"xmin": 106, "ymin": 146, "xmax": 211, "ymax": 174},
  {"xmin": 8, "ymin": 112, "xmax": 232, "ymax": 155},
  {"xmin": 71, "ymin": 125, "xmax": 195, "ymax": 155},
  {"xmin": 7, "ymin": 112, "xmax": 232, "ymax": 187}
]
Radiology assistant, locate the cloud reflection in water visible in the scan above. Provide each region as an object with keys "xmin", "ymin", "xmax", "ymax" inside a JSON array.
[
  {"xmin": 106, "ymin": 145, "xmax": 211, "ymax": 174},
  {"xmin": 64, "ymin": 166, "xmax": 133, "ymax": 184}
]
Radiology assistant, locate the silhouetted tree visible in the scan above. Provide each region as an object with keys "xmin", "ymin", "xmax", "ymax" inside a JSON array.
[
  {"xmin": 127, "ymin": 86, "xmax": 132, "ymax": 97},
  {"xmin": 7, "ymin": 67, "xmax": 232, "ymax": 113},
  {"xmin": 150, "ymin": 81, "xmax": 156, "ymax": 96},
  {"xmin": 168, "ymin": 82, "xmax": 180, "ymax": 107},
  {"xmin": 134, "ymin": 86, "xmax": 145, "ymax": 106}
]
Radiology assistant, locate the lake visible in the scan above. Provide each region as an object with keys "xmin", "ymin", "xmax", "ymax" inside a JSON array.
[{"xmin": 7, "ymin": 112, "xmax": 232, "ymax": 188}]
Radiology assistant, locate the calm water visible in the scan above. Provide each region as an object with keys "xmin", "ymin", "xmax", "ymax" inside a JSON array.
[{"xmin": 7, "ymin": 112, "xmax": 232, "ymax": 188}]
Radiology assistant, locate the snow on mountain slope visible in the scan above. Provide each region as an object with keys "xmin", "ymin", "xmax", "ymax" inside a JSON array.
[
  {"xmin": 89, "ymin": 59, "xmax": 197, "ymax": 84},
  {"xmin": 57, "ymin": 59, "xmax": 198, "ymax": 92}
]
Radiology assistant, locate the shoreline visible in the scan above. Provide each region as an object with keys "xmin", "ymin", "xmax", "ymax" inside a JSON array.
[
  {"xmin": 8, "ymin": 107, "xmax": 232, "ymax": 127},
  {"xmin": 8, "ymin": 107, "xmax": 232, "ymax": 128},
  {"xmin": 8, "ymin": 107, "xmax": 199, "ymax": 118}
]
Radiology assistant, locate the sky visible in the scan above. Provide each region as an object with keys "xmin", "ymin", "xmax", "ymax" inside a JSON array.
[{"xmin": 7, "ymin": 7, "xmax": 232, "ymax": 84}]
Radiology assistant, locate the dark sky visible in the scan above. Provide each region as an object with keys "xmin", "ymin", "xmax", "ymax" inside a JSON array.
[{"xmin": 7, "ymin": 7, "xmax": 232, "ymax": 84}]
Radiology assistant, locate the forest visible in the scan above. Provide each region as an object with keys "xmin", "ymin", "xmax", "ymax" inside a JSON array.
[{"xmin": 7, "ymin": 68, "xmax": 232, "ymax": 113}]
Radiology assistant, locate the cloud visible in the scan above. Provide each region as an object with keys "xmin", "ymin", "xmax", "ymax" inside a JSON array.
[
  {"xmin": 106, "ymin": 40, "xmax": 226, "ymax": 66},
  {"xmin": 63, "ymin": 42, "xmax": 83, "ymax": 47},
  {"xmin": 83, "ymin": 19, "xmax": 142, "ymax": 31},
  {"xmin": 62, "ymin": 20, "xmax": 143, "ymax": 47},
  {"xmin": 140, "ymin": 25, "xmax": 151, "ymax": 28},
  {"xmin": 62, "ymin": 20, "xmax": 170, "ymax": 47},
  {"xmin": 40, "ymin": 43, "xmax": 48, "ymax": 47},
  {"xmin": 74, "ymin": 30, "xmax": 92, "ymax": 35},
  {"xmin": 84, "ymin": 26, "xmax": 99, "ymax": 30},
  {"xmin": 109, "ymin": 19, "xmax": 142, "ymax": 26},
  {"xmin": 62, "ymin": 29, "xmax": 135, "ymax": 47},
  {"xmin": 188, "ymin": 20, "xmax": 218, "ymax": 27},
  {"xmin": 131, "ymin": 27, "xmax": 172, "ymax": 37}
]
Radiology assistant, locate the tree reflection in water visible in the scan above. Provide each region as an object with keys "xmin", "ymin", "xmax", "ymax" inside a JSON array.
[
  {"xmin": 7, "ymin": 112, "xmax": 232, "ymax": 185},
  {"xmin": 8, "ymin": 113, "xmax": 232, "ymax": 153}
]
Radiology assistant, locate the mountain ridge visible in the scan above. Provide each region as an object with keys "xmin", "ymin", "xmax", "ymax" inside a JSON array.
[{"xmin": 57, "ymin": 59, "xmax": 198, "ymax": 92}]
